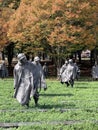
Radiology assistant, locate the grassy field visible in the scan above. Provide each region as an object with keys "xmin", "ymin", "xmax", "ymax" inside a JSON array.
[{"xmin": 0, "ymin": 77, "xmax": 98, "ymax": 130}]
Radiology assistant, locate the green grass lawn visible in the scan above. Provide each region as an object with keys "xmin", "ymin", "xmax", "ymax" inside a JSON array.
[{"xmin": 0, "ymin": 77, "xmax": 98, "ymax": 130}]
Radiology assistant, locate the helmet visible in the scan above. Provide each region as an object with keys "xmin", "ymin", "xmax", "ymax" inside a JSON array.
[
  {"xmin": 34, "ymin": 56, "xmax": 40, "ymax": 61},
  {"xmin": 17, "ymin": 53, "xmax": 26, "ymax": 60},
  {"xmin": 69, "ymin": 59, "xmax": 73, "ymax": 63},
  {"xmin": 65, "ymin": 60, "xmax": 68, "ymax": 64}
]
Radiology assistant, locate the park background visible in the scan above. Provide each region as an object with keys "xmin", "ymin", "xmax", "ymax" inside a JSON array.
[
  {"xmin": 0, "ymin": 0, "xmax": 98, "ymax": 76},
  {"xmin": 0, "ymin": 0, "xmax": 98, "ymax": 129}
]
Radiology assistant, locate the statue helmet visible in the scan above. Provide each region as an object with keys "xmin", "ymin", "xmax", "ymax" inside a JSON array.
[
  {"xmin": 65, "ymin": 60, "xmax": 68, "ymax": 64},
  {"xmin": 34, "ymin": 56, "xmax": 40, "ymax": 61},
  {"xmin": 69, "ymin": 59, "xmax": 73, "ymax": 63},
  {"xmin": 17, "ymin": 53, "xmax": 26, "ymax": 60}
]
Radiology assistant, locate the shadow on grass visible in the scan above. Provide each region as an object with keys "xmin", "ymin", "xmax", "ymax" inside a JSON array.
[
  {"xmin": 40, "ymin": 93, "xmax": 73, "ymax": 97},
  {"xmin": 33, "ymin": 102, "xmax": 76, "ymax": 109},
  {"xmin": 76, "ymin": 82, "xmax": 89, "ymax": 84},
  {"xmin": 75, "ymin": 85, "xmax": 97, "ymax": 89},
  {"xmin": 75, "ymin": 86, "xmax": 89, "ymax": 89}
]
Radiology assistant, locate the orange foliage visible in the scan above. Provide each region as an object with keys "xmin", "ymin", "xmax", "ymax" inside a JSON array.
[
  {"xmin": 0, "ymin": 7, "xmax": 14, "ymax": 50},
  {"xmin": 7, "ymin": 0, "xmax": 98, "ymax": 53}
]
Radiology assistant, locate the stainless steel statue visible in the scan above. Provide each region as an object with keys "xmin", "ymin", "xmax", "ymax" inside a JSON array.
[{"xmin": 13, "ymin": 54, "xmax": 47, "ymax": 107}]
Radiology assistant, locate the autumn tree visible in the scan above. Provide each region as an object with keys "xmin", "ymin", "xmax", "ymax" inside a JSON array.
[
  {"xmin": 0, "ymin": 0, "xmax": 20, "ymax": 66},
  {"xmin": 0, "ymin": 0, "xmax": 20, "ymax": 9},
  {"xmin": 0, "ymin": 7, "xmax": 14, "ymax": 56},
  {"xmin": 89, "ymin": 0, "xmax": 98, "ymax": 61},
  {"xmin": 7, "ymin": 0, "xmax": 98, "ymax": 67}
]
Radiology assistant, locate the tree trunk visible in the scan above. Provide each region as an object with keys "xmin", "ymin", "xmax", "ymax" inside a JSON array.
[
  {"xmin": 90, "ymin": 50, "xmax": 94, "ymax": 65},
  {"xmin": 6, "ymin": 43, "xmax": 14, "ymax": 67},
  {"xmin": 77, "ymin": 51, "xmax": 81, "ymax": 63},
  {"xmin": 1, "ymin": 51, "xmax": 5, "ymax": 60}
]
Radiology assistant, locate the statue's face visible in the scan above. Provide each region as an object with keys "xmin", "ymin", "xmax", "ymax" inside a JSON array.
[
  {"xmin": 19, "ymin": 57, "xmax": 27, "ymax": 64},
  {"xmin": 35, "ymin": 60, "xmax": 39, "ymax": 64}
]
